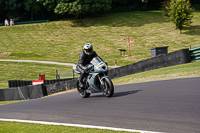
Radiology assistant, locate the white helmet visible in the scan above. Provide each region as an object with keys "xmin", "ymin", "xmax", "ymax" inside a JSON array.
[{"xmin": 83, "ymin": 43, "xmax": 93, "ymax": 55}]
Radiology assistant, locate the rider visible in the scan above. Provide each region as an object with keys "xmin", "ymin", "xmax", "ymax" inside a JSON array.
[{"xmin": 77, "ymin": 43, "xmax": 103, "ymax": 88}]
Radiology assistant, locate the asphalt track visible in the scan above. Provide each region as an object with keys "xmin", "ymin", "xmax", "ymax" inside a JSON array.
[{"xmin": 0, "ymin": 77, "xmax": 200, "ymax": 133}]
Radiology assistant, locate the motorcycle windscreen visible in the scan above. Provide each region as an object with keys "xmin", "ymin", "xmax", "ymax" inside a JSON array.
[{"xmin": 90, "ymin": 57, "xmax": 103, "ymax": 65}]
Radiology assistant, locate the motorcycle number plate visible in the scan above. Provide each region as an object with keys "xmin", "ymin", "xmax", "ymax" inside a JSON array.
[{"xmin": 97, "ymin": 62, "xmax": 104, "ymax": 67}]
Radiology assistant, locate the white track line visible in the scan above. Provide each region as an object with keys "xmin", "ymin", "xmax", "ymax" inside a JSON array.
[{"xmin": 0, "ymin": 118, "xmax": 164, "ymax": 133}]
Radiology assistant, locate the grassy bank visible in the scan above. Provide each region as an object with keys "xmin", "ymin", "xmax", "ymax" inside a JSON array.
[{"xmin": 0, "ymin": 11, "xmax": 200, "ymax": 66}]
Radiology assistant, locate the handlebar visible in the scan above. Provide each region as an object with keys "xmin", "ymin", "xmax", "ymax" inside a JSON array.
[{"xmin": 85, "ymin": 65, "xmax": 94, "ymax": 73}]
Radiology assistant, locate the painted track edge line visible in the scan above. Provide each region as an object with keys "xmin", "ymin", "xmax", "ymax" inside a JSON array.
[{"xmin": 0, "ymin": 118, "xmax": 164, "ymax": 133}]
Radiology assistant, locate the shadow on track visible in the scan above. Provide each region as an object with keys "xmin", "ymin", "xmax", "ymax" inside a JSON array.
[
  {"xmin": 90, "ymin": 90, "xmax": 142, "ymax": 98},
  {"xmin": 113, "ymin": 90, "xmax": 142, "ymax": 97}
]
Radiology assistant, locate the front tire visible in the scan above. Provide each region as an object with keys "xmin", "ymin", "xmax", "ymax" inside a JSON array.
[
  {"xmin": 102, "ymin": 77, "xmax": 114, "ymax": 97},
  {"xmin": 76, "ymin": 80, "xmax": 90, "ymax": 98}
]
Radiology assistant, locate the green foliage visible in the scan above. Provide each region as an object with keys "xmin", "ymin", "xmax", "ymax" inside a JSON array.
[
  {"xmin": 41, "ymin": 0, "xmax": 58, "ymax": 11},
  {"xmin": 54, "ymin": 0, "xmax": 112, "ymax": 18},
  {"xmin": 142, "ymin": 0, "xmax": 148, "ymax": 3},
  {"xmin": 163, "ymin": 0, "xmax": 194, "ymax": 33},
  {"xmin": 0, "ymin": 0, "xmax": 22, "ymax": 19},
  {"xmin": 0, "ymin": 0, "xmax": 45, "ymax": 22},
  {"xmin": 24, "ymin": 0, "xmax": 42, "ymax": 21}
]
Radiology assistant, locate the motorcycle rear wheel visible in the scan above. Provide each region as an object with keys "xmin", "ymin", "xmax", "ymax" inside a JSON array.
[
  {"xmin": 103, "ymin": 77, "xmax": 114, "ymax": 97},
  {"xmin": 77, "ymin": 80, "xmax": 90, "ymax": 98}
]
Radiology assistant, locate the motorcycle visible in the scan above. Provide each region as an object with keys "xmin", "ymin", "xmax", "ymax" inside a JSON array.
[{"xmin": 73, "ymin": 57, "xmax": 114, "ymax": 98}]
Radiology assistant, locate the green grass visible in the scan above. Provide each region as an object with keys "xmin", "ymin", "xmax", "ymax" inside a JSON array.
[
  {"xmin": 112, "ymin": 61, "xmax": 200, "ymax": 85},
  {"xmin": 0, "ymin": 100, "xmax": 26, "ymax": 106},
  {"xmin": 0, "ymin": 121, "xmax": 134, "ymax": 133},
  {"xmin": 0, "ymin": 61, "xmax": 75, "ymax": 88},
  {"xmin": 0, "ymin": 11, "xmax": 200, "ymax": 66}
]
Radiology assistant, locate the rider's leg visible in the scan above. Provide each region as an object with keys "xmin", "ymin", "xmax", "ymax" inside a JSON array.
[
  {"xmin": 77, "ymin": 66, "xmax": 85, "ymax": 88},
  {"xmin": 79, "ymin": 74, "xmax": 84, "ymax": 88}
]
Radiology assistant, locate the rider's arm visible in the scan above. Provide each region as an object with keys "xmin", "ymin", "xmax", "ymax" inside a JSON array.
[{"xmin": 77, "ymin": 50, "xmax": 87, "ymax": 70}]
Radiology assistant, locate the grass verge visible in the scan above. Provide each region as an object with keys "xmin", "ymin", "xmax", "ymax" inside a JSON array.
[
  {"xmin": 0, "ymin": 121, "xmax": 135, "ymax": 133},
  {"xmin": 112, "ymin": 61, "xmax": 200, "ymax": 85}
]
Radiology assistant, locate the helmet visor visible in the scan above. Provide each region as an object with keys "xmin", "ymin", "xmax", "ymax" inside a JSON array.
[
  {"xmin": 86, "ymin": 48, "xmax": 92, "ymax": 53},
  {"xmin": 84, "ymin": 48, "xmax": 93, "ymax": 55}
]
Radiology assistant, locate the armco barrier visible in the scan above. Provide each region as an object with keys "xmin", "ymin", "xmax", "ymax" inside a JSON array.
[
  {"xmin": 28, "ymin": 85, "xmax": 44, "ymax": 99},
  {"xmin": 190, "ymin": 47, "xmax": 200, "ymax": 62},
  {"xmin": 0, "ymin": 84, "xmax": 43, "ymax": 101},
  {"xmin": 45, "ymin": 78, "xmax": 77, "ymax": 95},
  {"xmin": 2, "ymin": 79, "xmax": 77, "ymax": 101},
  {"xmin": 108, "ymin": 49, "xmax": 191, "ymax": 79},
  {"xmin": 14, "ymin": 20, "xmax": 49, "ymax": 25},
  {"xmin": 8, "ymin": 80, "xmax": 32, "ymax": 88},
  {"xmin": 45, "ymin": 82, "xmax": 66, "ymax": 95},
  {"xmin": 8, "ymin": 78, "xmax": 75, "ymax": 88}
]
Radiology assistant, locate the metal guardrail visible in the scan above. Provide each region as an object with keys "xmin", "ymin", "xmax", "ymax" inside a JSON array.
[
  {"xmin": 15, "ymin": 20, "xmax": 49, "ymax": 25},
  {"xmin": 8, "ymin": 78, "xmax": 75, "ymax": 88},
  {"xmin": 189, "ymin": 46, "xmax": 200, "ymax": 62},
  {"xmin": 0, "ymin": 20, "xmax": 49, "ymax": 26}
]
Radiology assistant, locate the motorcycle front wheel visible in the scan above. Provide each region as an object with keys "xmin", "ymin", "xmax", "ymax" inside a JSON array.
[
  {"xmin": 76, "ymin": 80, "xmax": 90, "ymax": 98},
  {"xmin": 102, "ymin": 77, "xmax": 114, "ymax": 97}
]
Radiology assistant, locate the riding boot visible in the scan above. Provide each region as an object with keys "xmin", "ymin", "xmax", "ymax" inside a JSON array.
[{"xmin": 79, "ymin": 75, "xmax": 84, "ymax": 88}]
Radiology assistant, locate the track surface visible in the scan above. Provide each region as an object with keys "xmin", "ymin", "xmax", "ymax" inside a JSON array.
[{"xmin": 0, "ymin": 77, "xmax": 200, "ymax": 133}]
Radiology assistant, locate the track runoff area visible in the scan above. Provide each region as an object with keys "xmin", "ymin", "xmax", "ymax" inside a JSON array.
[{"xmin": 0, "ymin": 118, "xmax": 163, "ymax": 133}]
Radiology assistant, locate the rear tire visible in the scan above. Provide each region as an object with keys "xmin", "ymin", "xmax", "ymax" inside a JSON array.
[
  {"xmin": 103, "ymin": 77, "xmax": 114, "ymax": 97},
  {"xmin": 77, "ymin": 80, "xmax": 90, "ymax": 98}
]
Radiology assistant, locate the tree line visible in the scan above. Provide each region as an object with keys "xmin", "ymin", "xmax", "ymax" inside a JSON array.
[{"xmin": 0, "ymin": 0, "xmax": 199, "ymax": 22}]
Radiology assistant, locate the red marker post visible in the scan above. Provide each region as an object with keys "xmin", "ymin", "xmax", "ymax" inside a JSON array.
[{"xmin": 124, "ymin": 36, "xmax": 134, "ymax": 57}]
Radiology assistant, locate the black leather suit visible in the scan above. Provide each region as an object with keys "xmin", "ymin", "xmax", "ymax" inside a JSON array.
[{"xmin": 77, "ymin": 49, "xmax": 99, "ymax": 83}]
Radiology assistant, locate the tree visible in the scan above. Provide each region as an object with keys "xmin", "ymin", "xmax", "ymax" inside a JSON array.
[
  {"xmin": 0, "ymin": 0, "xmax": 23, "ymax": 21},
  {"xmin": 142, "ymin": 0, "xmax": 148, "ymax": 9},
  {"xmin": 41, "ymin": 0, "xmax": 58, "ymax": 11},
  {"xmin": 162, "ymin": 0, "xmax": 194, "ymax": 33},
  {"xmin": 24, "ymin": 0, "xmax": 42, "ymax": 21},
  {"xmin": 42, "ymin": 0, "xmax": 112, "ymax": 18}
]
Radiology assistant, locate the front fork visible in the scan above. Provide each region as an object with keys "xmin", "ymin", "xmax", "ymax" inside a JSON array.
[{"xmin": 98, "ymin": 73, "xmax": 108, "ymax": 90}]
